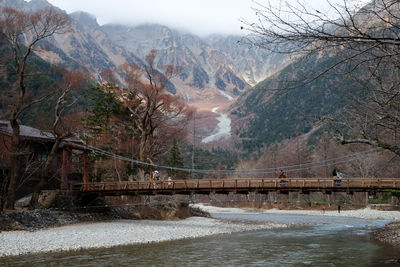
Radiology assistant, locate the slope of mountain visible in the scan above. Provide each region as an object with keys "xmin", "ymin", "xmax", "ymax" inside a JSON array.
[
  {"xmin": 0, "ymin": 0, "xmax": 146, "ymax": 85},
  {"xmin": 43, "ymin": 11, "xmax": 146, "ymax": 81},
  {"xmin": 231, "ymin": 53, "xmax": 362, "ymax": 152},
  {"xmin": 206, "ymin": 35, "xmax": 291, "ymax": 86},
  {"xmin": 102, "ymin": 24, "xmax": 248, "ymax": 99}
]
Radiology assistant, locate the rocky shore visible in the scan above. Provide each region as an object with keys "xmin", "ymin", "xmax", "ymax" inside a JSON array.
[
  {"xmin": 0, "ymin": 203, "xmax": 208, "ymax": 232},
  {"xmin": 374, "ymin": 221, "xmax": 400, "ymax": 246},
  {"xmin": 1, "ymin": 203, "xmax": 400, "ymax": 258},
  {"xmin": 0, "ymin": 217, "xmax": 288, "ymax": 257}
]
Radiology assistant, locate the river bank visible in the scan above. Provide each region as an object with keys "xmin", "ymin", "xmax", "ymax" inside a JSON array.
[
  {"xmin": 0, "ymin": 200, "xmax": 208, "ymax": 232},
  {"xmin": 2, "ymin": 204, "xmax": 400, "ymax": 258},
  {"xmin": 192, "ymin": 204, "xmax": 400, "ymax": 220},
  {"xmin": 0, "ymin": 217, "xmax": 287, "ymax": 257}
]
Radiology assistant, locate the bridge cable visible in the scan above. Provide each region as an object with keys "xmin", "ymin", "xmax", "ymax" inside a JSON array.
[{"xmin": 83, "ymin": 144, "xmax": 381, "ymax": 175}]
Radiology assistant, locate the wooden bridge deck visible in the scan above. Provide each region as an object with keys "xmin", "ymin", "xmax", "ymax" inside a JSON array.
[{"xmin": 73, "ymin": 178, "xmax": 400, "ymax": 196}]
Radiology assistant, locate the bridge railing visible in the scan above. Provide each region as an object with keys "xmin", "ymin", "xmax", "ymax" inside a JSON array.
[{"xmin": 79, "ymin": 178, "xmax": 400, "ymax": 192}]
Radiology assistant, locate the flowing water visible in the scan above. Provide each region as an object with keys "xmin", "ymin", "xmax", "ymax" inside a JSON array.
[{"xmin": 2, "ymin": 212, "xmax": 400, "ymax": 266}]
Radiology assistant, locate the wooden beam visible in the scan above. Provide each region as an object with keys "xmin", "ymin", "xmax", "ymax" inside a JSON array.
[
  {"xmin": 83, "ymin": 153, "xmax": 89, "ymax": 188},
  {"xmin": 61, "ymin": 148, "xmax": 69, "ymax": 190}
]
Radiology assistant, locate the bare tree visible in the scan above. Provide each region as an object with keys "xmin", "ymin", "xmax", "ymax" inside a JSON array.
[
  {"xmin": 83, "ymin": 51, "xmax": 194, "ymax": 181},
  {"xmin": 337, "ymin": 65, "xmax": 400, "ymax": 156},
  {"xmin": 29, "ymin": 71, "xmax": 83, "ymax": 208},
  {"xmin": 0, "ymin": 7, "xmax": 71, "ymax": 209},
  {"xmin": 242, "ymin": 0, "xmax": 400, "ymax": 157},
  {"xmin": 119, "ymin": 50, "xmax": 195, "ymax": 180}
]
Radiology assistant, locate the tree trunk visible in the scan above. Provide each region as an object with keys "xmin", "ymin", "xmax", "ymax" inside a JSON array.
[
  {"xmin": 138, "ymin": 133, "xmax": 147, "ymax": 181},
  {"xmin": 5, "ymin": 119, "xmax": 21, "ymax": 210},
  {"xmin": 29, "ymin": 138, "xmax": 61, "ymax": 209}
]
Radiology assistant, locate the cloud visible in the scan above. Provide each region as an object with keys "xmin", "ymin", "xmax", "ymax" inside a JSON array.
[
  {"xmin": 43, "ymin": 0, "xmax": 373, "ymax": 36},
  {"xmin": 46, "ymin": 0, "xmax": 255, "ymax": 36}
]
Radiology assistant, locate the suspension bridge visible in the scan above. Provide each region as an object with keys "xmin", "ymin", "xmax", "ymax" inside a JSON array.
[
  {"xmin": 71, "ymin": 178, "xmax": 400, "ymax": 196},
  {"xmin": 64, "ymin": 146, "xmax": 399, "ymax": 196}
]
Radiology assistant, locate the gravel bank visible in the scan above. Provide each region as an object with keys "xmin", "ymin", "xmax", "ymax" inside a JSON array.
[
  {"xmin": 0, "ymin": 217, "xmax": 287, "ymax": 257},
  {"xmin": 374, "ymin": 222, "xmax": 400, "ymax": 246},
  {"xmin": 193, "ymin": 204, "xmax": 400, "ymax": 220}
]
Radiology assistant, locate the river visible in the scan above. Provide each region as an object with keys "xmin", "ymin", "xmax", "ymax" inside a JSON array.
[
  {"xmin": 2, "ymin": 210, "xmax": 400, "ymax": 266},
  {"xmin": 202, "ymin": 107, "xmax": 231, "ymax": 143}
]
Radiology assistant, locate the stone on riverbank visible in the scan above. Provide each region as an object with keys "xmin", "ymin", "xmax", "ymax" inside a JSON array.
[{"xmin": 375, "ymin": 222, "xmax": 400, "ymax": 246}]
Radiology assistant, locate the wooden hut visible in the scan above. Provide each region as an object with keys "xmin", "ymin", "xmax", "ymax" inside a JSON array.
[{"xmin": 0, "ymin": 120, "xmax": 90, "ymax": 197}]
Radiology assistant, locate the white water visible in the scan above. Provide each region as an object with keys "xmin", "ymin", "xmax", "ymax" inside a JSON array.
[{"xmin": 202, "ymin": 107, "xmax": 231, "ymax": 143}]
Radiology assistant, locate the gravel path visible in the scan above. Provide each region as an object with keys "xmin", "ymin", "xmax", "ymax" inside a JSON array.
[
  {"xmin": 0, "ymin": 217, "xmax": 287, "ymax": 257},
  {"xmin": 192, "ymin": 204, "xmax": 400, "ymax": 221}
]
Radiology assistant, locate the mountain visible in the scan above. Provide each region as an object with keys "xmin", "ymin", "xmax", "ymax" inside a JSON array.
[
  {"xmin": 102, "ymin": 24, "xmax": 290, "ymax": 104},
  {"xmin": 0, "ymin": 0, "xmax": 145, "ymax": 83},
  {"xmin": 230, "ymin": 48, "xmax": 365, "ymax": 152},
  {"xmin": 1, "ymin": 0, "xmax": 290, "ymax": 104},
  {"xmin": 206, "ymin": 35, "xmax": 291, "ymax": 86},
  {"xmin": 102, "ymin": 24, "xmax": 247, "ymax": 99},
  {"xmin": 0, "ymin": 0, "xmax": 293, "ymax": 145},
  {"xmin": 39, "ymin": 11, "xmax": 146, "ymax": 81},
  {"xmin": 229, "ymin": 1, "xmax": 400, "ymax": 152}
]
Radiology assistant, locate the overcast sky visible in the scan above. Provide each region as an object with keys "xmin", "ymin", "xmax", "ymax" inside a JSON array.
[{"xmin": 42, "ymin": 0, "xmax": 370, "ymax": 37}]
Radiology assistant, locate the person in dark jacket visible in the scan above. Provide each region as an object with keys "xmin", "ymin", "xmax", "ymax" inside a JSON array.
[{"xmin": 332, "ymin": 168, "xmax": 337, "ymax": 178}]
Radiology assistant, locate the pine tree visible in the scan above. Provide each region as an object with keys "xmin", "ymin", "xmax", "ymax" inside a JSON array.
[
  {"xmin": 82, "ymin": 83, "xmax": 124, "ymax": 134},
  {"xmin": 165, "ymin": 139, "xmax": 185, "ymax": 178}
]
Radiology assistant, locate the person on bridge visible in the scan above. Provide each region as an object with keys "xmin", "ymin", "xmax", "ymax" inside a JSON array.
[
  {"xmin": 167, "ymin": 177, "xmax": 173, "ymax": 188},
  {"xmin": 333, "ymin": 169, "xmax": 343, "ymax": 186},
  {"xmin": 279, "ymin": 170, "xmax": 287, "ymax": 184},
  {"xmin": 332, "ymin": 168, "xmax": 338, "ymax": 178},
  {"xmin": 152, "ymin": 171, "xmax": 159, "ymax": 188}
]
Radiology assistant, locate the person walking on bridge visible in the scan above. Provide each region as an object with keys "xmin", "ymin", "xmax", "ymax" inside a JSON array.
[{"xmin": 279, "ymin": 170, "xmax": 287, "ymax": 185}]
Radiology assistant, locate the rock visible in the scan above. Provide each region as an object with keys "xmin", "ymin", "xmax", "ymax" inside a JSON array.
[{"xmin": 12, "ymin": 221, "xmax": 22, "ymax": 231}]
